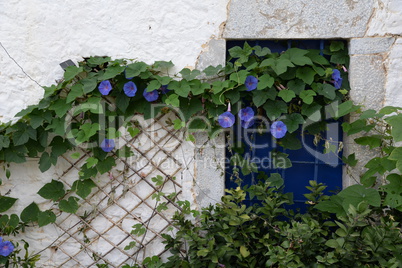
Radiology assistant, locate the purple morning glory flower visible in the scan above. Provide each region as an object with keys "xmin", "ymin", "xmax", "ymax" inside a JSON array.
[
  {"xmin": 143, "ymin": 89, "xmax": 159, "ymax": 102},
  {"xmin": 159, "ymin": 85, "xmax": 170, "ymax": 94},
  {"xmin": 245, "ymin": 75, "xmax": 258, "ymax": 91},
  {"xmin": 100, "ymin": 139, "xmax": 115, "ymax": 152},
  {"xmin": 332, "ymin": 69, "xmax": 343, "ymax": 89},
  {"xmin": 218, "ymin": 111, "xmax": 235, "ymax": 128},
  {"xmin": 239, "ymin": 107, "xmax": 254, "ymax": 122},
  {"xmin": 0, "ymin": 237, "xmax": 14, "ymax": 257},
  {"xmin": 123, "ymin": 81, "xmax": 137, "ymax": 97},
  {"xmin": 98, "ymin": 80, "xmax": 112, "ymax": 95},
  {"xmin": 271, "ymin": 121, "xmax": 287, "ymax": 139},
  {"xmin": 241, "ymin": 119, "xmax": 255, "ymax": 129}
]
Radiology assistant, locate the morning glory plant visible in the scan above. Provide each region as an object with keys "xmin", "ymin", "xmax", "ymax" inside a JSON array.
[
  {"xmin": 245, "ymin": 75, "xmax": 258, "ymax": 91},
  {"xmin": 123, "ymin": 81, "xmax": 138, "ymax": 97},
  {"xmin": 143, "ymin": 89, "xmax": 159, "ymax": 102},
  {"xmin": 0, "ymin": 237, "xmax": 14, "ymax": 257},
  {"xmin": 98, "ymin": 80, "xmax": 113, "ymax": 95},
  {"xmin": 218, "ymin": 103, "xmax": 235, "ymax": 128},
  {"xmin": 332, "ymin": 69, "xmax": 343, "ymax": 89},
  {"xmin": 271, "ymin": 121, "xmax": 287, "ymax": 139},
  {"xmin": 100, "ymin": 139, "xmax": 115, "ymax": 152}
]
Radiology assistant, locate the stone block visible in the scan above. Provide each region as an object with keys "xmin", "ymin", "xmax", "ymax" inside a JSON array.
[
  {"xmin": 349, "ymin": 37, "xmax": 395, "ymax": 55},
  {"xmin": 224, "ymin": 0, "xmax": 374, "ymax": 39}
]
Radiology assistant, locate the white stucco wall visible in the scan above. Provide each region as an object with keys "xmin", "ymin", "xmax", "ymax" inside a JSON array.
[
  {"xmin": 1, "ymin": 0, "xmax": 402, "ymax": 266},
  {"xmin": 0, "ymin": 0, "xmax": 228, "ymax": 123},
  {"xmin": 0, "ymin": 1, "xmax": 229, "ymax": 267}
]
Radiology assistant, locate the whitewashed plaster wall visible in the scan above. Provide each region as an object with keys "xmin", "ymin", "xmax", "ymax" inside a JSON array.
[{"xmin": 0, "ymin": 0, "xmax": 229, "ymax": 266}]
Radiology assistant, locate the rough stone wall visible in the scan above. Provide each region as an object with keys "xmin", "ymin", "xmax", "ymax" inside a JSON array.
[{"xmin": 225, "ymin": 0, "xmax": 402, "ymax": 187}]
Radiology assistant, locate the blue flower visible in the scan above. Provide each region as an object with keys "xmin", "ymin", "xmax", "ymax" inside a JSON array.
[
  {"xmin": 159, "ymin": 85, "xmax": 170, "ymax": 94},
  {"xmin": 123, "ymin": 81, "xmax": 137, "ymax": 97},
  {"xmin": 332, "ymin": 69, "xmax": 343, "ymax": 89},
  {"xmin": 218, "ymin": 111, "xmax": 235, "ymax": 128},
  {"xmin": 271, "ymin": 121, "xmax": 287, "ymax": 139},
  {"xmin": 100, "ymin": 139, "xmax": 115, "ymax": 152},
  {"xmin": 143, "ymin": 89, "xmax": 159, "ymax": 102},
  {"xmin": 245, "ymin": 75, "xmax": 258, "ymax": 91},
  {"xmin": 241, "ymin": 119, "xmax": 255, "ymax": 129},
  {"xmin": 0, "ymin": 237, "xmax": 14, "ymax": 257},
  {"xmin": 98, "ymin": 80, "xmax": 112, "ymax": 95},
  {"xmin": 238, "ymin": 107, "xmax": 254, "ymax": 122}
]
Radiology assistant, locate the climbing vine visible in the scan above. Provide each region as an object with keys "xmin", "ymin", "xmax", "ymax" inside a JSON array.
[{"xmin": 0, "ymin": 41, "xmax": 366, "ymax": 266}]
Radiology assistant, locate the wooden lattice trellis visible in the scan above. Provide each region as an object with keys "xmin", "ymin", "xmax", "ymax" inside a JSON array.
[{"xmin": 39, "ymin": 112, "xmax": 193, "ymax": 267}]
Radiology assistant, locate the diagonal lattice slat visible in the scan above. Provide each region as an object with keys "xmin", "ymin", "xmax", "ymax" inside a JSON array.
[{"xmin": 44, "ymin": 112, "xmax": 191, "ymax": 267}]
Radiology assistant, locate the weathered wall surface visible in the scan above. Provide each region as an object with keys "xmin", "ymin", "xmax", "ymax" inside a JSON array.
[
  {"xmin": 0, "ymin": 0, "xmax": 228, "ymax": 266},
  {"xmin": 0, "ymin": 0, "xmax": 228, "ymax": 123},
  {"xmin": 225, "ymin": 0, "xmax": 402, "ymax": 187}
]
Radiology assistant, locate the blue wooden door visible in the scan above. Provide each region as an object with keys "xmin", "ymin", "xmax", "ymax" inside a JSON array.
[{"xmin": 225, "ymin": 40, "xmax": 344, "ymax": 211}]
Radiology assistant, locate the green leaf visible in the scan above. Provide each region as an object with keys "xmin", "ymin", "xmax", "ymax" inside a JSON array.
[
  {"xmin": 97, "ymin": 156, "xmax": 116, "ymax": 174},
  {"xmin": 81, "ymin": 78, "xmax": 98, "ymax": 94},
  {"xmin": 299, "ymin": 90, "xmax": 317, "ymax": 104},
  {"xmin": 252, "ymin": 90, "xmax": 270, "ymax": 107},
  {"xmin": 330, "ymin": 41, "xmax": 345, "ymax": 52},
  {"xmin": 165, "ymin": 94, "xmax": 180, "ymax": 107},
  {"xmin": 321, "ymin": 84, "xmax": 336, "ymax": 100},
  {"xmin": 282, "ymin": 113, "xmax": 304, "ymax": 133},
  {"xmin": 12, "ymin": 123, "xmax": 37, "ymax": 146},
  {"xmin": 4, "ymin": 145, "xmax": 27, "ymax": 163},
  {"xmin": 334, "ymin": 100, "xmax": 359, "ymax": 119},
  {"xmin": 296, "ymin": 67, "xmax": 316, "ymax": 85},
  {"xmin": 228, "ymin": 43, "xmax": 253, "ymax": 63},
  {"xmin": 283, "ymin": 48, "xmax": 313, "ymax": 66},
  {"xmin": 125, "ymin": 62, "xmax": 148, "ymax": 77},
  {"xmin": 263, "ymin": 100, "xmax": 287, "ymax": 121},
  {"xmin": 168, "ymin": 80, "xmax": 191, "ymax": 97},
  {"xmin": 254, "ymin": 46, "xmax": 271, "ymax": 57},
  {"xmin": 21, "ymin": 202, "xmax": 40, "ymax": 223},
  {"xmin": 71, "ymin": 152, "xmax": 81, "ymax": 159},
  {"xmin": 191, "ymin": 80, "xmax": 210, "ymax": 95},
  {"xmin": 0, "ymin": 196, "xmax": 18, "ymax": 213},
  {"xmin": 379, "ymin": 106, "xmax": 401, "ymax": 115},
  {"xmin": 385, "ymin": 114, "xmax": 402, "ymax": 142},
  {"xmin": 147, "ymin": 80, "xmax": 162, "ymax": 91},
  {"xmin": 39, "ymin": 152, "xmax": 52, "ymax": 172},
  {"xmin": 71, "ymin": 179, "xmax": 97, "ymax": 199},
  {"xmin": 102, "ymin": 65, "xmax": 125, "ymax": 80},
  {"xmin": 64, "ymin": 66, "xmax": 83, "ymax": 81},
  {"xmin": 49, "ymin": 99, "xmax": 71, "ymax": 117},
  {"xmin": 38, "ymin": 180, "xmax": 65, "ymax": 201},
  {"xmin": 203, "ymin": 65, "xmax": 224, "ymax": 76},
  {"xmin": 267, "ymin": 173, "xmax": 284, "ymax": 188},
  {"xmin": 173, "ymin": 119, "xmax": 185, "ymax": 130},
  {"xmin": 197, "ymin": 248, "xmax": 210, "ymax": 257},
  {"xmin": 180, "ymin": 68, "xmax": 201, "ymax": 80},
  {"xmin": 38, "ymin": 210, "xmax": 56, "ymax": 227},
  {"xmin": 314, "ymin": 195, "xmax": 345, "ymax": 215},
  {"xmin": 306, "ymin": 50, "xmax": 329, "ymax": 65},
  {"xmin": 87, "ymin": 56, "xmax": 111, "ymax": 66},
  {"xmin": 272, "ymin": 151, "xmax": 292, "ymax": 169},
  {"xmin": 287, "ymin": 79, "xmax": 305, "ymax": 95},
  {"xmin": 342, "ymin": 153, "xmax": 358, "ymax": 167},
  {"xmin": 59, "ymin": 197, "xmax": 79, "ymax": 213},
  {"xmin": 261, "ymin": 58, "xmax": 294, "ymax": 75},
  {"xmin": 257, "ymin": 74, "xmax": 274, "ymax": 90},
  {"xmin": 86, "ymin": 157, "xmax": 99, "ymax": 168},
  {"xmin": 278, "ymin": 90, "xmax": 296, "ymax": 103},
  {"xmin": 0, "ymin": 135, "xmax": 10, "ymax": 150},
  {"xmin": 127, "ymin": 127, "xmax": 140, "ymax": 138},
  {"xmin": 153, "ymin": 60, "xmax": 174, "ymax": 69},
  {"xmin": 338, "ymin": 184, "xmax": 381, "ymax": 207},
  {"xmin": 281, "ymin": 132, "xmax": 302, "ymax": 150},
  {"xmin": 354, "ymin": 135, "xmax": 382, "ymax": 149},
  {"xmin": 240, "ymin": 245, "xmax": 250, "ymax": 258},
  {"xmin": 66, "ymin": 83, "xmax": 84, "ymax": 103}
]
